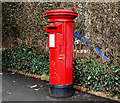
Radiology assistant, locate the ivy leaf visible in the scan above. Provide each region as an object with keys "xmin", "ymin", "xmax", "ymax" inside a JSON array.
[
  {"xmin": 115, "ymin": 69, "xmax": 119, "ymax": 73},
  {"xmin": 88, "ymin": 76, "xmax": 92, "ymax": 80}
]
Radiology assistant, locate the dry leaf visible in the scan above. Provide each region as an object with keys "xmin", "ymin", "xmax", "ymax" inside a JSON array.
[
  {"xmin": 34, "ymin": 88, "xmax": 40, "ymax": 91},
  {"xmin": 7, "ymin": 91, "xmax": 11, "ymax": 95},
  {"xmin": 40, "ymin": 85, "xmax": 43, "ymax": 88},
  {"xmin": 12, "ymin": 72, "xmax": 15, "ymax": 74},
  {"xmin": 30, "ymin": 85, "xmax": 37, "ymax": 88}
]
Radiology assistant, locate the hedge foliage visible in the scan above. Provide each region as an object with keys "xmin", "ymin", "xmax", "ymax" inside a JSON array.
[
  {"xmin": 2, "ymin": 2, "xmax": 119, "ymax": 64},
  {"xmin": 73, "ymin": 58, "xmax": 120, "ymax": 98},
  {"xmin": 2, "ymin": 43, "xmax": 49, "ymax": 75},
  {"xmin": 2, "ymin": 44, "xmax": 120, "ymax": 98}
]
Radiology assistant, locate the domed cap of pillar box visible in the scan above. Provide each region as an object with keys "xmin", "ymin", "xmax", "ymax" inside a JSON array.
[{"xmin": 45, "ymin": 9, "xmax": 78, "ymax": 22}]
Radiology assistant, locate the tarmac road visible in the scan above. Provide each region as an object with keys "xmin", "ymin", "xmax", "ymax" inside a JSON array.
[{"xmin": 2, "ymin": 70, "xmax": 116, "ymax": 102}]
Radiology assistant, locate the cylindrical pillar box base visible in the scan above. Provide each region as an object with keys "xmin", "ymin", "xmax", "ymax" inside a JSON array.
[{"xmin": 49, "ymin": 84, "xmax": 74, "ymax": 98}]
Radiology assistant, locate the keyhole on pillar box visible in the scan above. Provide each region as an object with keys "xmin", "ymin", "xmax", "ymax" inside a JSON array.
[{"xmin": 61, "ymin": 51, "xmax": 63, "ymax": 53}]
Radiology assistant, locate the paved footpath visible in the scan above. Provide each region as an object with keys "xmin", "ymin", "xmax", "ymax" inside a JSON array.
[{"xmin": 2, "ymin": 70, "xmax": 117, "ymax": 102}]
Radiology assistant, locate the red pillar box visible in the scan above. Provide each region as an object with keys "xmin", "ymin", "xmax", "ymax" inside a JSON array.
[{"xmin": 45, "ymin": 9, "xmax": 77, "ymax": 97}]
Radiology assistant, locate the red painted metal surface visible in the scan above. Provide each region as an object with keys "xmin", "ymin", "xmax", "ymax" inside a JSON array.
[{"xmin": 45, "ymin": 9, "xmax": 77, "ymax": 86}]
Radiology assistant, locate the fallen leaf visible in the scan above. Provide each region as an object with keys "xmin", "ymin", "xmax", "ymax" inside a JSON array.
[
  {"xmin": 34, "ymin": 88, "xmax": 40, "ymax": 91},
  {"xmin": 30, "ymin": 85, "xmax": 37, "ymax": 88},
  {"xmin": 41, "ymin": 74, "xmax": 46, "ymax": 80},
  {"xmin": 0, "ymin": 73, "xmax": 3, "ymax": 75},
  {"xmin": 12, "ymin": 72, "xmax": 15, "ymax": 74},
  {"xmin": 113, "ymin": 95, "xmax": 118, "ymax": 100},
  {"xmin": 40, "ymin": 85, "xmax": 43, "ymax": 87},
  {"xmin": 97, "ymin": 92, "xmax": 102, "ymax": 96},
  {"xmin": 82, "ymin": 88, "xmax": 87, "ymax": 91},
  {"xmin": 7, "ymin": 91, "xmax": 11, "ymax": 95},
  {"xmin": 45, "ymin": 76, "xmax": 49, "ymax": 81}
]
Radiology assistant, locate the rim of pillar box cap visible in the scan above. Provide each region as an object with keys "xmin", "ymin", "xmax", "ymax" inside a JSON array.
[{"xmin": 45, "ymin": 9, "xmax": 78, "ymax": 17}]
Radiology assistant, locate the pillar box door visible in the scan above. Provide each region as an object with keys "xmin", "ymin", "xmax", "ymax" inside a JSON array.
[{"xmin": 45, "ymin": 9, "xmax": 77, "ymax": 97}]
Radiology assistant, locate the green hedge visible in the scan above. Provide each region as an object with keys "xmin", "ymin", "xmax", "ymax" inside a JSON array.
[
  {"xmin": 2, "ymin": 43, "xmax": 49, "ymax": 75},
  {"xmin": 2, "ymin": 44, "xmax": 120, "ymax": 98},
  {"xmin": 73, "ymin": 58, "xmax": 120, "ymax": 98}
]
